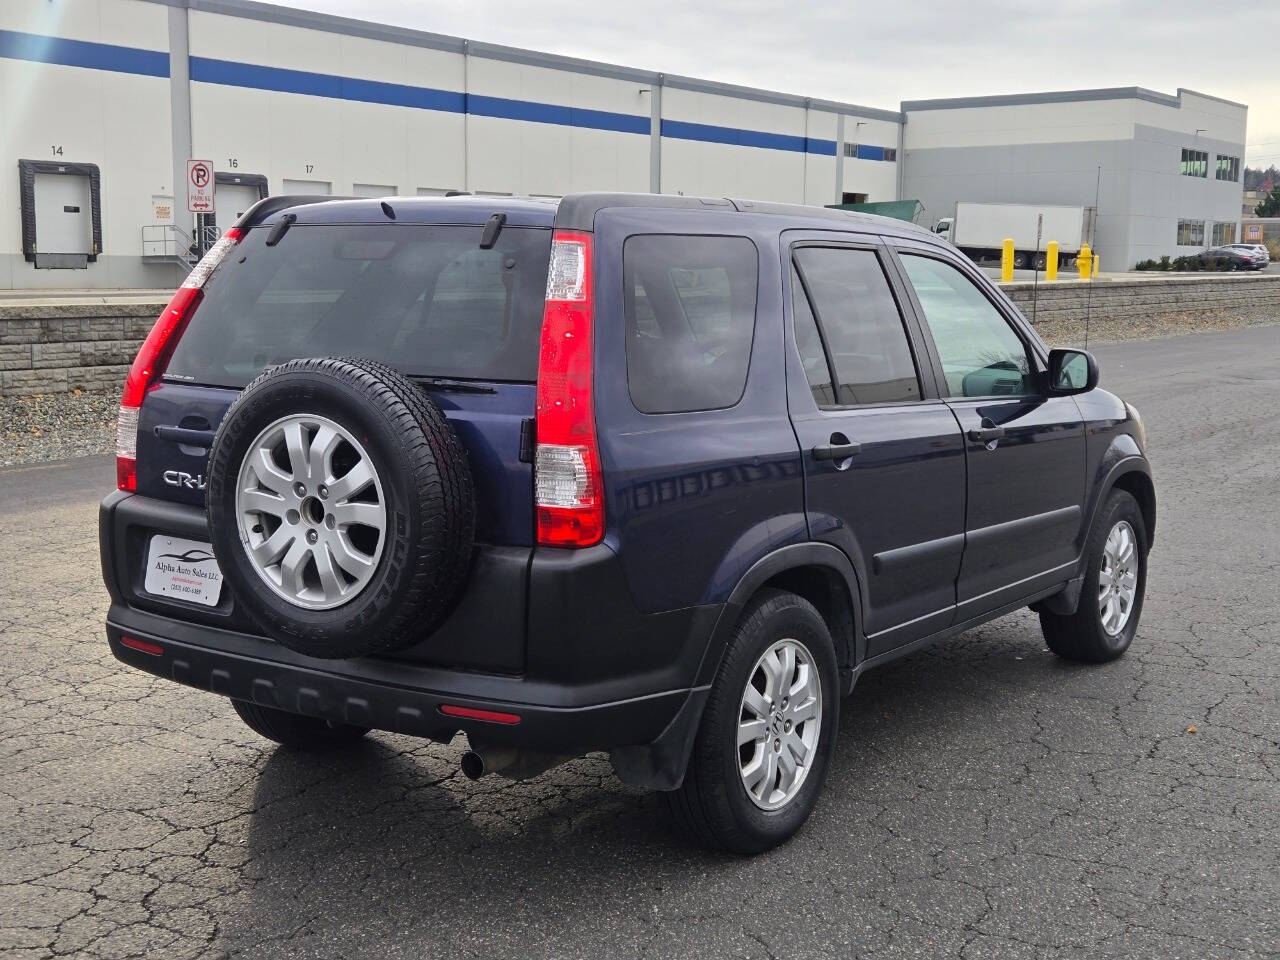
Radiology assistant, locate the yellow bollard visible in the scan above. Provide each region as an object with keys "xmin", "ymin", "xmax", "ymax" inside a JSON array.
[
  {"xmin": 1046, "ymin": 241, "xmax": 1059, "ymax": 282},
  {"xmin": 1077, "ymin": 243, "xmax": 1093, "ymax": 280},
  {"xmin": 1001, "ymin": 238, "xmax": 1015, "ymax": 283},
  {"xmin": 1092, "ymin": 252, "xmax": 1100, "ymax": 279}
]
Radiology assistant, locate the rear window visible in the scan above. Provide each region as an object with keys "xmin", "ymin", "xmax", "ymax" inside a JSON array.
[
  {"xmin": 623, "ymin": 234, "xmax": 758, "ymax": 414},
  {"xmin": 166, "ymin": 223, "xmax": 551, "ymax": 387}
]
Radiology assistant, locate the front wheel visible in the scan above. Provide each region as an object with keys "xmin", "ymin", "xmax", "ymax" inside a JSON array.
[
  {"xmin": 1040, "ymin": 490, "xmax": 1148, "ymax": 663},
  {"xmin": 663, "ymin": 589, "xmax": 839, "ymax": 854}
]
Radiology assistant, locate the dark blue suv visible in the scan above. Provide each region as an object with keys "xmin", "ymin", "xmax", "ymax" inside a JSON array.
[{"xmin": 100, "ymin": 192, "xmax": 1155, "ymax": 853}]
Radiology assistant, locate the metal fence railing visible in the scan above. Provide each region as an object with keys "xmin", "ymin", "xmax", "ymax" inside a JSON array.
[{"xmin": 141, "ymin": 223, "xmax": 224, "ymax": 270}]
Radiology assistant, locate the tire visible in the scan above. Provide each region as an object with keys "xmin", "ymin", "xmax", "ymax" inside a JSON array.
[
  {"xmin": 1013, "ymin": 252, "xmax": 1028, "ymax": 269},
  {"xmin": 206, "ymin": 357, "xmax": 475, "ymax": 659},
  {"xmin": 232, "ymin": 699, "xmax": 369, "ymax": 750},
  {"xmin": 1033, "ymin": 253, "xmax": 1047, "ymax": 270},
  {"xmin": 1040, "ymin": 490, "xmax": 1148, "ymax": 663},
  {"xmin": 663, "ymin": 589, "xmax": 839, "ymax": 854}
]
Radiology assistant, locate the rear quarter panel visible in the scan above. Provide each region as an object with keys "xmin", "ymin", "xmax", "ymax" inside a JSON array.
[{"xmin": 591, "ymin": 208, "xmax": 806, "ymax": 615}]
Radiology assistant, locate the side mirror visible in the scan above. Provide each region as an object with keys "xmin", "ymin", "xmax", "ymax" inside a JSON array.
[{"xmin": 1047, "ymin": 348, "xmax": 1098, "ymax": 394}]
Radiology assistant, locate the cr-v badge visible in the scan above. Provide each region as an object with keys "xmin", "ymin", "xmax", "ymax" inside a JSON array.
[{"xmin": 163, "ymin": 470, "xmax": 207, "ymax": 490}]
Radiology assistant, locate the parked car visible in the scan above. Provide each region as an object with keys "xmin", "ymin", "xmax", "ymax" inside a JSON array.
[
  {"xmin": 1198, "ymin": 246, "xmax": 1264, "ymax": 270},
  {"xmin": 101, "ymin": 192, "xmax": 1156, "ymax": 853},
  {"xmin": 1222, "ymin": 243, "xmax": 1271, "ymax": 268}
]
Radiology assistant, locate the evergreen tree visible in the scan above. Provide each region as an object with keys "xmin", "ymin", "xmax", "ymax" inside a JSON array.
[{"xmin": 1256, "ymin": 186, "xmax": 1280, "ymax": 217}]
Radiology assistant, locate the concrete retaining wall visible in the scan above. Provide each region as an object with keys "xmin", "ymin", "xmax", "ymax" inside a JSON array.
[
  {"xmin": 1001, "ymin": 273, "xmax": 1280, "ymax": 327},
  {"xmin": 1, "ymin": 274, "xmax": 1278, "ymax": 395},
  {"xmin": 0, "ymin": 300, "xmax": 164, "ymax": 395}
]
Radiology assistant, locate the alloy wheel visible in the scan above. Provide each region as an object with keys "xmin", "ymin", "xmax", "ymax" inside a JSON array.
[
  {"xmin": 235, "ymin": 414, "xmax": 386, "ymax": 610},
  {"xmin": 738, "ymin": 638, "xmax": 822, "ymax": 810},
  {"xmin": 1098, "ymin": 519, "xmax": 1138, "ymax": 635}
]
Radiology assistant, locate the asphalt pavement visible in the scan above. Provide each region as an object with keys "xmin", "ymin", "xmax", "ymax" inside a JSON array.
[{"xmin": 1, "ymin": 325, "xmax": 1278, "ymax": 959}]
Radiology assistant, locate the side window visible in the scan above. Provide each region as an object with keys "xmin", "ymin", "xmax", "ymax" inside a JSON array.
[
  {"xmin": 790, "ymin": 267, "xmax": 837, "ymax": 407},
  {"xmin": 623, "ymin": 235, "xmax": 757, "ymax": 414},
  {"xmin": 899, "ymin": 254, "xmax": 1035, "ymax": 398},
  {"xmin": 792, "ymin": 247, "xmax": 921, "ymax": 406}
]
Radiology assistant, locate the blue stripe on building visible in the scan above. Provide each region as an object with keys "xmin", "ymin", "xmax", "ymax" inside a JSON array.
[
  {"xmin": 467, "ymin": 94, "xmax": 651, "ymax": 136},
  {"xmin": 190, "ymin": 56, "xmax": 466, "ymax": 113},
  {"xmin": 0, "ymin": 29, "xmax": 168, "ymax": 78},
  {"xmin": 0, "ymin": 30, "xmax": 893, "ymax": 160},
  {"xmin": 661, "ymin": 119, "xmax": 837, "ymax": 156}
]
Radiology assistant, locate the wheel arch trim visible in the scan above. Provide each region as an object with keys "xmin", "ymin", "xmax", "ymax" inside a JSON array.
[
  {"xmin": 1090, "ymin": 455, "xmax": 1156, "ymax": 554},
  {"xmin": 693, "ymin": 541, "xmax": 865, "ymax": 691}
]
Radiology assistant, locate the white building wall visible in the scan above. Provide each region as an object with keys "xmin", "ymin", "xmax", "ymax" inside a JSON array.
[
  {"xmin": 464, "ymin": 56, "xmax": 650, "ymax": 196},
  {"xmin": 8, "ymin": 1, "xmax": 1245, "ymax": 289},
  {"xmin": 902, "ymin": 90, "xmax": 1247, "ymax": 267},
  {"xmin": 839, "ymin": 114, "xmax": 901, "ymax": 203},
  {"xmin": 188, "ymin": 9, "xmax": 467, "ymax": 200},
  {"xmin": 0, "ymin": 0, "xmax": 174, "ymax": 288},
  {"xmin": 903, "ymin": 99, "xmax": 1140, "ymax": 150},
  {"xmin": 0, "ymin": 0, "xmax": 911, "ymax": 289},
  {"xmin": 660, "ymin": 87, "xmax": 811, "ymax": 202}
]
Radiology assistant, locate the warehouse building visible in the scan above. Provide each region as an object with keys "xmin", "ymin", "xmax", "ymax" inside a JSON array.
[
  {"xmin": 901, "ymin": 88, "xmax": 1248, "ymax": 269},
  {"xmin": 0, "ymin": 0, "xmax": 902, "ymax": 289},
  {"xmin": 0, "ymin": 0, "xmax": 1247, "ymax": 289}
]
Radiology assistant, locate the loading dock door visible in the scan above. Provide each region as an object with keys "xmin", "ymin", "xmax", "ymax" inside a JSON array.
[
  {"xmin": 282, "ymin": 179, "xmax": 331, "ymax": 195},
  {"xmin": 215, "ymin": 183, "xmax": 262, "ymax": 225},
  {"xmin": 33, "ymin": 172, "xmax": 92, "ymax": 267},
  {"xmin": 352, "ymin": 183, "xmax": 396, "ymax": 198}
]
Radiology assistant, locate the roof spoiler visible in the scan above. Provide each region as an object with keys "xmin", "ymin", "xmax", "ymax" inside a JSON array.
[{"xmin": 234, "ymin": 195, "xmax": 354, "ymax": 230}]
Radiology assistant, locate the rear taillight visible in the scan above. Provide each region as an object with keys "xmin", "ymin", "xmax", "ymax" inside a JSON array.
[
  {"xmin": 534, "ymin": 230, "xmax": 602, "ymax": 546},
  {"xmin": 116, "ymin": 228, "xmax": 243, "ymax": 491}
]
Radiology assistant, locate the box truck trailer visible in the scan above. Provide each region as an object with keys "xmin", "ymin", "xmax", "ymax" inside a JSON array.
[{"xmin": 934, "ymin": 202, "xmax": 1096, "ymax": 269}]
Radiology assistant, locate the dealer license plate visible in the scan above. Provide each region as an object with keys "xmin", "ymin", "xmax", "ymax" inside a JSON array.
[{"xmin": 143, "ymin": 535, "xmax": 224, "ymax": 607}]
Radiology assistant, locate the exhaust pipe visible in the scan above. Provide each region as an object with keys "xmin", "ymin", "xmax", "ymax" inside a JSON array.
[
  {"xmin": 461, "ymin": 748, "xmax": 510, "ymax": 780},
  {"xmin": 460, "ymin": 750, "xmax": 483, "ymax": 780},
  {"xmin": 460, "ymin": 745, "xmax": 569, "ymax": 781}
]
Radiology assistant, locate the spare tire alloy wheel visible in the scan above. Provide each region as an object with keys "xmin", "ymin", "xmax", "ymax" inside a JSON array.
[
  {"xmin": 207, "ymin": 357, "xmax": 475, "ymax": 659},
  {"xmin": 236, "ymin": 413, "xmax": 385, "ymax": 610}
]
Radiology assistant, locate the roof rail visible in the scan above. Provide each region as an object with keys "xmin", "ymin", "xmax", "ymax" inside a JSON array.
[{"xmin": 554, "ymin": 191, "xmax": 930, "ymax": 235}]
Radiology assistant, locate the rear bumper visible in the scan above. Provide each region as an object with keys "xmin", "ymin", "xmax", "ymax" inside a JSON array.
[
  {"xmin": 106, "ymin": 603, "xmax": 698, "ymax": 755},
  {"xmin": 100, "ymin": 490, "xmax": 719, "ymax": 777}
]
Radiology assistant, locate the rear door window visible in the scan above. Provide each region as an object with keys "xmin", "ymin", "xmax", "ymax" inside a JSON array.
[
  {"xmin": 792, "ymin": 247, "xmax": 921, "ymax": 406},
  {"xmin": 166, "ymin": 223, "xmax": 551, "ymax": 387},
  {"xmin": 623, "ymin": 235, "xmax": 758, "ymax": 414}
]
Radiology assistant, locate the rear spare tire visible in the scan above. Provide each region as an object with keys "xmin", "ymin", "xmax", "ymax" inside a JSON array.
[{"xmin": 206, "ymin": 357, "xmax": 475, "ymax": 659}]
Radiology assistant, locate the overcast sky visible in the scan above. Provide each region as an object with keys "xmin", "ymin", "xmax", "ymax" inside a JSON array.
[{"xmin": 274, "ymin": 0, "xmax": 1280, "ymax": 169}]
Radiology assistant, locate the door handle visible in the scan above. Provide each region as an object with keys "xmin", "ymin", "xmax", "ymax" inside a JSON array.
[
  {"xmin": 812, "ymin": 440, "xmax": 862, "ymax": 461},
  {"xmin": 967, "ymin": 424, "xmax": 1006, "ymax": 443},
  {"xmin": 154, "ymin": 425, "xmax": 216, "ymax": 447}
]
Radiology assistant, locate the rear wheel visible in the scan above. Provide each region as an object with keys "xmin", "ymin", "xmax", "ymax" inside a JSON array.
[
  {"xmin": 231, "ymin": 700, "xmax": 369, "ymax": 750},
  {"xmin": 663, "ymin": 589, "xmax": 838, "ymax": 854},
  {"xmin": 1040, "ymin": 490, "xmax": 1148, "ymax": 663}
]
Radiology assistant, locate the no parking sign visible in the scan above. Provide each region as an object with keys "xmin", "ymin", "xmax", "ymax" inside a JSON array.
[{"xmin": 186, "ymin": 159, "xmax": 215, "ymax": 213}]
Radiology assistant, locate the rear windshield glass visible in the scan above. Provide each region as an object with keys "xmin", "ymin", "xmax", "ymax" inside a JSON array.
[{"xmin": 166, "ymin": 223, "xmax": 551, "ymax": 387}]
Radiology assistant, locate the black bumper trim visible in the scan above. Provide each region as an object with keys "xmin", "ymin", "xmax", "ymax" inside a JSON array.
[{"xmin": 106, "ymin": 616, "xmax": 693, "ymax": 754}]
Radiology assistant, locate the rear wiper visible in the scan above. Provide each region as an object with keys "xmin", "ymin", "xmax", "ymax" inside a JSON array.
[
  {"xmin": 411, "ymin": 376, "xmax": 496, "ymax": 394},
  {"xmin": 264, "ymin": 213, "xmax": 296, "ymax": 247},
  {"xmin": 479, "ymin": 212, "xmax": 506, "ymax": 249}
]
